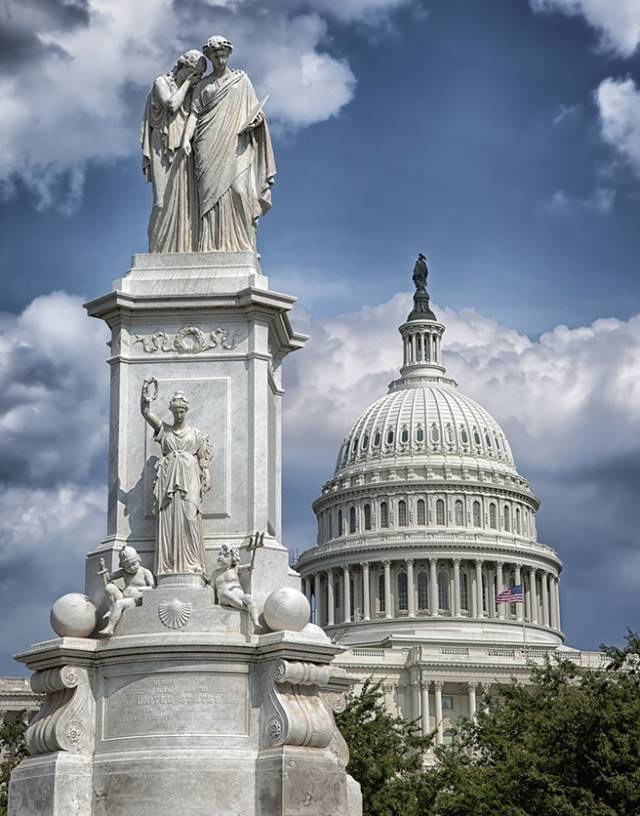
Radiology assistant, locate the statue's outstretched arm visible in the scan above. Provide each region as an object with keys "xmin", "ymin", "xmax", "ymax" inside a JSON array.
[{"xmin": 140, "ymin": 377, "xmax": 162, "ymax": 433}]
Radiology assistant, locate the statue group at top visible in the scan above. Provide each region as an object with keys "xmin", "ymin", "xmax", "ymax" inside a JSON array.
[{"xmin": 141, "ymin": 35, "xmax": 275, "ymax": 254}]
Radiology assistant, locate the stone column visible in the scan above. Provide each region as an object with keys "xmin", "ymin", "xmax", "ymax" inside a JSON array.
[
  {"xmin": 316, "ymin": 573, "xmax": 324, "ymax": 626},
  {"xmin": 554, "ymin": 576, "xmax": 562, "ymax": 631},
  {"xmin": 467, "ymin": 682, "xmax": 478, "ymax": 719},
  {"xmin": 362, "ymin": 562, "xmax": 371, "ymax": 621},
  {"xmin": 515, "ymin": 564, "xmax": 523, "ymax": 622},
  {"xmin": 429, "ymin": 558, "xmax": 438, "ymax": 617},
  {"xmin": 343, "ymin": 565, "xmax": 351, "ymax": 624},
  {"xmin": 327, "ymin": 567, "xmax": 335, "ymax": 626},
  {"xmin": 529, "ymin": 567, "xmax": 538, "ymax": 624},
  {"xmin": 496, "ymin": 561, "xmax": 505, "ymax": 619},
  {"xmin": 453, "ymin": 558, "xmax": 461, "ymax": 617},
  {"xmin": 384, "ymin": 560, "xmax": 392, "ymax": 619},
  {"xmin": 475, "ymin": 559, "xmax": 484, "ymax": 618},
  {"xmin": 434, "ymin": 681, "xmax": 444, "ymax": 745},
  {"xmin": 407, "ymin": 558, "xmax": 416, "ymax": 618},
  {"xmin": 542, "ymin": 571, "xmax": 550, "ymax": 627},
  {"xmin": 420, "ymin": 680, "xmax": 431, "ymax": 737}
]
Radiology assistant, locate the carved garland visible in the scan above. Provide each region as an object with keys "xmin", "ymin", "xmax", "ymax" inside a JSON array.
[
  {"xmin": 133, "ymin": 326, "xmax": 240, "ymax": 354},
  {"xmin": 25, "ymin": 666, "xmax": 95, "ymax": 755}
]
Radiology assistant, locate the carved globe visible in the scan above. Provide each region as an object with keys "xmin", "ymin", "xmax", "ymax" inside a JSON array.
[
  {"xmin": 263, "ymin": 587, "xmax": 310, "ymax": 632},
  {"xmin": 50, "ymin": 593, "xmax": 97, "ymax": 638}
]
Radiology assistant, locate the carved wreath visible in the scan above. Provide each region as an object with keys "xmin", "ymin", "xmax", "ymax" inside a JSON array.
[{"xmin": 133, "ymin": 326, "xmax": 240, "ymax": 354}]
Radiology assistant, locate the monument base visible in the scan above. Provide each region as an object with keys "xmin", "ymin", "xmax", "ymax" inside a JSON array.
[{"xmin": 9, "ymin": 591, "xmax": 361, "ymax": 816}]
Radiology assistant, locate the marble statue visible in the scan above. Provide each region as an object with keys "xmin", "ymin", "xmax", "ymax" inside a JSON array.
[
  {"xmin": 141, "ymin": 49, "xmax": 207, "ymax": 253},
  {"xmin": 97, "ymin": 546, "xmax": 155, "ymax": 635},
  {"xmin": 141, "ymin": 377, "xmax": 212, "ymax": 576},
  {"xmin": 181, "ymin": 35, "xmax": 276, "ymax": 252},
  {"xmin": 213, "ymin": 540, "xmax": 263, "ymax": 627}
]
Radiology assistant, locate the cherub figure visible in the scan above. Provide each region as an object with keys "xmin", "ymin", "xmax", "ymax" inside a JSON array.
[
  {"xmin": 98, "ymin": 546, "xmax": 155, "ymax": 635},
  {"xmin": 213, "ymin": 538, "xmax": 263, "ymax": 627}
]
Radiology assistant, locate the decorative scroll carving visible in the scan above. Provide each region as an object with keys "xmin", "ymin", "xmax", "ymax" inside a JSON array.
[
  {"xmin": 264, "ymin": 659, "xmax": 334, "ymax": 749},
  {"xmin": 25, "ymin": 666, "xmax": 95, "ymax": 755},
  {"xmin": 133, "ymin": 326, "xmax": 240, "ymax": 354}
]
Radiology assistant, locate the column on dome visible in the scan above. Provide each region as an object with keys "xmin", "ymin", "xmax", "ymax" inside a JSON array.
[
  {"xmin": 554, "ymin": 576, "xmax": 562, "ymax": 630},
  {"xmin": 429, "ymin": 558, "xmax": 438, "ymax": 616},
  {"xmin": 528, "ymin": 567, "xmax": 538, "ymax": 624},
  {"xmin": 343, "ymin": 565, "xmax": 351, "ymax": 624},
  {"xmin": 434, "ymin": 681, "xmax": 444, "ymax": 745},
  {"xmin": 384, "ymin": 560, "xmax": 392, "ymax": 619},
  {"xmin": 496, "ymin": 561, "xmax": 505, "ymax": 620},
  {"xmin": 515, "ymin": 564, "xmax": 523, "ymax": 622},
  {"xmin": 327, "ymin": 567, "xmax": 335, "ymax": 626},
  {"xmin": 550, "ymin": 574, "xmax": 559, "ymax": 629},
  {"xmin": 475, "ymin": 559, "xmax": 484, "ymax": 618},
  {"xmin": 453, "ymin": 558, "xmax": 461, "ymax": 617},
  {"xmin": 420, "ymin": 680, "xmax": 431, "ymax": 736},
  {"xmin": 542, "ymin": 571, "xmax": 550, "ymax": 627},
  {"xmin": 362, "ymin": 562, "xmax": 371, "ymax": 621},
  {"xmin": 407, "ymin": 558, "xmax": 416, "ymax": 617},
  {"xmin": 467, "ymin": 682, "xmax": 478, "ymax": 719},
  {"xmin": 315, "ymin": 573, "xmax": 324, "ymax": 626}
]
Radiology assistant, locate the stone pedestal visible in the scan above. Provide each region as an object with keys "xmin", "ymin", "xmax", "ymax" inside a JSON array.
[
  {"xmin": 9, "ymin": 252, "xmax": 361, "ymax": 816},
  {"xmin": 83, "ymin": 251, "xmax": 306, "ymax": 612}
]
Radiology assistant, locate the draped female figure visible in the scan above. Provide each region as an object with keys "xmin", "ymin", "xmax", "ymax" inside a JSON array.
[
  {"xmin": 141, "ymin": 49, "xmax": 206, "ymax": 253},
  {"xmin": 182, "ymin": 36, "xmax": 276, "ymax": 252},
  {"xmin": 141, "ymin": 380, "xmax": 212, "ymax": 576}
]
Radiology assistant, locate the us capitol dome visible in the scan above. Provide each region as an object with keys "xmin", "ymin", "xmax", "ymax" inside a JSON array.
[{"xmin": 296, "ymin": 255, "xmax": 601, "ymax": 749}]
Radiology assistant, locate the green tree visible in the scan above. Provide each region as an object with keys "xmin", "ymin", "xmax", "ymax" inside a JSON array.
[
  {"xmin": 434, "ymin": 633, "xmax": 640, "ymax": 816},
  {"xmin": 0, "ymin": 714, "xmax": 28, "ymax": 816},
  {"xmin": 336, "ymin": 678, "xmax": 438, "ymax": 816}
]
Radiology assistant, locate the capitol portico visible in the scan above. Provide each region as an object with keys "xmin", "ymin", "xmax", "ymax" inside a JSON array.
[{"xmin": 296, "ymin": 257, "xmax": 601, "ymax": 746}]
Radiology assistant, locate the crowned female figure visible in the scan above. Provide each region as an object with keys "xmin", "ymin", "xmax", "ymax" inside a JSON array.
[
  {"xmin": 141, "ymin": 49, "xmax": 207, "ymax": 253},
  {"xmin": 182, "ymin": 35, "xmax": 276, "ymax": 252},
  {"xmin": 141, "ymin": 379, "xmax": 212, "ymax": 576}
]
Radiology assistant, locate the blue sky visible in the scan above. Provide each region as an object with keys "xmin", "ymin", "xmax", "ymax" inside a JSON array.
[{"xmin": 1, "ymin": 0, "xmax": 640, "ymax": 672}]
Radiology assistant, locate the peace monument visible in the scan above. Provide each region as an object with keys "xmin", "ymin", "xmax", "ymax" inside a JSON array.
[{"xmin": 8, "ymin": 37, "xmax": 362, "ymax": 816}]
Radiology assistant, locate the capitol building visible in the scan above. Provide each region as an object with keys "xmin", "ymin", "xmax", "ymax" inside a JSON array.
[{"xmin": 296, "ymin": 257, "xmax": 602, "ymax": 748}]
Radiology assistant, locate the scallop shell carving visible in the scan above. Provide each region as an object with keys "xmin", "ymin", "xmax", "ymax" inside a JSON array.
[{"xmin": 158, "ymin": 598, "xmax": 192, "ymax": 629}]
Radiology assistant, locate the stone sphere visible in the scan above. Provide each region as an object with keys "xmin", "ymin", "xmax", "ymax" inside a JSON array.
[
  {"xmin": 263, "ymin": 587, "xmax": 310, "ymax": 632},
  {"xmin": 50, "ymin": 593, "xmax": 97, "ymax": 638},
  {"xmin": 302, "ymin": 622, "xmax": 330, "ymax": 642}
]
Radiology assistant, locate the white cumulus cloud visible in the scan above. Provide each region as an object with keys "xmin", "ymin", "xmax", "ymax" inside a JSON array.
[
  {"xmin": 0, "ymin": 0, "xmax": 410, "ymax": 209},
  {"xmin": 531, "ymin": 0, "xmax": 640, "ymax": 57},
  {"xmin": 596, "ymin": 77, "xmax": 640, "ymax": 176}
]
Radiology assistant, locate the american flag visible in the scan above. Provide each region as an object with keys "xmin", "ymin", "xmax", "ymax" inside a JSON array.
[{"xmin": 496, "ymin": 584, "xmax": 524, "ymax": 604}]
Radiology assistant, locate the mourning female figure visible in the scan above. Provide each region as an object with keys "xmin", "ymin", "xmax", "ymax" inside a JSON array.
[
  {"xmin": 141, "ymin": 379, "xmax": 212, "ymax": 576},
  {"xmin": 141, "ymin": 49, "xmax": 206, "ymax": 252}
]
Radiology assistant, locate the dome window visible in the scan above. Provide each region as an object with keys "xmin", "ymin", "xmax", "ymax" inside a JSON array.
[
  {"xmin": 485, "ymin": 430, "xmax": 492, "ymax": 447},
  {"xmin": 489, "ymin": 503, "xmax": 497, "ymax": 529},
  {"xmin": 386, "ymin": 428, "xmax": 395, "ymax": 445},
  {"xmin": 349, "ymin": 506, "xmax": 357, "ymax": 534},
  {"xmin": 380, "ymin": 501, "xmax": 389, "ymax": 528},
  {"xmin": 328, "ymin": 514, "xmax": 333, "ymax": 539},
  {"xmin": 373, "ymin": 430, "xmax": 381, "ymax": 448},
  {"xmin": 338, "ymin": 509, "xmax": 343, "ymax": 535},
  {"xmin": 364, "ymin": 504, "xmax": 372, "ymax": 531},
  {"xmin": 446, "ymin": 423, "xmax": 454, "ymax": 444},
  {"xmin": 503, "ymin": 506, "xmax": 511, "ymax": 532},
  {"xmin": 334, "ymin": 580, "xmax": 341, "ymax": 609},
  {"xmin": 438, "ymin": 570, "xmax": 450, "ymax": 611},
  {"xmin": 454, "ymin": 500, "xmax": 464, "ymax": 526},
  {"xmin": 400, "ymin": 426, "xmax": 409, "ymax": 444},
  {"xmin": 436, "ymin": 498, "xmax": 445, "ymax": 526},
  {"xmin": 416, "ymin": 425, "xmax": 424, "ymax": 443},
  {"xmin": 351, "ymin": 437, "xmax": 358, "ymax": 457},
  {"xmin": 417, "ymin": 572, "xmax": 429, "ymax": 609},
  {"xmin": 515, "ymin": 507, "xmax": 521, "ymax": 535},
  {"xmin": 398, "ymin": 500, "xmax": 407, "ymax": 526},
  {"xmin": 431, "ymin": 423, "xmax": 441, "ymax": 443},
  {"xmin": 417, "ymin": 499, "xmax": 426, "ymax": 526},
  {"xmin": 397, "ymin": 572, "xmax": 408, "ymax": 611},
  {"xmin": 473, "ymin": 428, "xmax": 481, "ymax": 446},
  {"xmin": 460, "ymin": 572, "xmax": 469, "ymax": 612},
  {"xmin": 378, "ymin": 573, "xmax": 386, "ymax": 614},
  {"xmin": 460, "ymin": 426, "xmax": 469, "ymax": 445},
  {"xmin": 472, "ymin": 500, "xmax": 481, "ymax": 528},
  {"xmin": 495, "ymin": 434, "xmax": 501, "ymax": 450},
  {"xmin": 362, "ymin": 433, "xmax": 369, "ymax": 450}
]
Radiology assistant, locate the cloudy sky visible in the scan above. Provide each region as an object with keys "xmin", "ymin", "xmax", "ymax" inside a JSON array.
[{"xmin": 1, "ymin": 0, "xmax": 640, "ymax": 673}]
